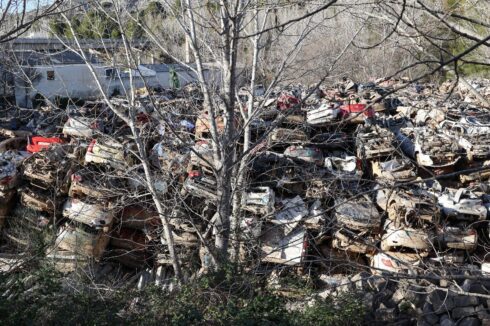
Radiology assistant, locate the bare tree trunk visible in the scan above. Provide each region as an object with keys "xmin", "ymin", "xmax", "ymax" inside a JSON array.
[
  {"xmin": 61, "ymin": 12, "xmax": 184, "ymax": 281},
  {"xmin": 230, "ymin": 6, "xmax": 261, "ymax": 258}
]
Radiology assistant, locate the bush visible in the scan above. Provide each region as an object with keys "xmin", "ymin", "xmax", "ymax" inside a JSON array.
[{"xmin": 0, "ymin": 264, "xmax": 366, "ymax": 325}]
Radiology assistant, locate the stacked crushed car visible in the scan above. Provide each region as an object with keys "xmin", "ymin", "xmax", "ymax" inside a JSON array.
[{"xmin": 1, "ymin": 78, "xmax": 490, "ymax": 282}]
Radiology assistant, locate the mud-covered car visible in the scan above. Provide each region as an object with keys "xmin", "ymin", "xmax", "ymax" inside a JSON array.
[
  {"xmin": 371, "ymin": 158, "xmax": 417, "ymax": 184},
  {"xmin": 127, "ymin": 170, "xmax": 168, "ymax": 195},
  {"xmin": 267, "ymin": 128, "xmax": 308, "ymax": 146},
  {"xmin": 0, "ymin": 136, "xmax": 27, "ymax": 152},
  {"xmin": 460, "ymin": 160, "xmax": 490, "ymax": 184},
  {"xmin": 376, "ymin": 187, "xmax": 439, "ymax": 223},
  {"xmin": 356, "ymin": 125, "xmax": 396, "ymax": 160},
  {"xmin": 284, "ymin": 145, "xmax": 323, "ymax": 165},
  {"xmin": 183, "ymin": 170, "xmax": 219, "ymax": 201},
  {"xmin": 439, "ymin": 120, "xmax": 490, "ymax": 160},
  {"xmin": 62, "ymin": 198, "xmax": 114, "ymax": 230},
  {"xmin": 308, "ymin": 132, "xmax": 349, "ymax": 149},
  {"xmin": 19, "ymin": 187, "xmax": 59, "ymax": 213},
  {"xmin": 22, "ymin": 145, "xmax": 72, "ymax": 192},
  {"xmin": 260, "ymin": 224, "xmax": 307, "ymax": 265},
  {"xmin": 150, "ymin": 141, "xmax": 190, "ymax": 174},
  {"xmin": 0, "ymin": 138, "xmax": 30, "ymax": 191},
  {"xmin": 53, "ymin": 224, "xmax": 110, "ymax": 259},
  {"xmin": 332, "ymin": 229, "xmax": 377, "ymax": 254},
  {"xmin": 324, "ymin": 152, "xmax": 363, "ymax": 181},
  {"xmin": 194, "ymin": 110, "xmax": 228, "ymax": 140},
  {"xmin": 249, "ymin": 151, "xmax": 294, "ymax": 180},
  {"xmin": 273, "ymin": 196, "xmax": 308, "ymax": 234},
  {"xmin": 69, "ymin": 168, "xmax": 123, "ymax": 199},
  {"xmin": 0, "ymin": 154, "xmax": 22, "ymax": 191},
  {"xmin": 110, "ymin": 228, "xmax": 148, "ymax": 252},
  {"xmin": 334, "ymin": 196, "xmax": 381, "ymax": 231},
  {"xmin": 396, "ymin": 127, "xmax": 463, "ymax": 174},
  {"xmin": 460, "ymin": 133, "xmax": 490, "ymax": 161},
  {"xmin": 189, "ymin": 140, "xmax": 214, "ymax": 172},
  {"xmin": 119, "ymin": 205, "xmax": 160, "ymax": 230},
  {"xmin": 0, "ymin": 190, "xmax": 15, "ymax": 230}
]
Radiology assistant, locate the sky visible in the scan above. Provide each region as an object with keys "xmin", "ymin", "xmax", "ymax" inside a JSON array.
[{"xmin": 0, "ymin": 0, "xmax": 55, "ymax": 13}]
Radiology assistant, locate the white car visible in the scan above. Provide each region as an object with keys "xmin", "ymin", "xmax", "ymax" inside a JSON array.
[
  {"xmin": 437, "ymin": 188, "xmax": 488, "ymax": 221},
  {"xmin": 325, "ymin": 152, "xmax": 363, "ymax": 181},
  {"xmin": 307, "ymin": 103, "xmax": 340, "ymax": 126},
  {"xmin": 62, "ymin": 198, "xmax": 114, "ymax": 230},
  {"xmin": 241, "ymin": 187, "xmax": 275, "ymax": 216},
  {"xmin": 85, "ymin": 138, "xmax": 135, "ymax": 169},
  {"xmin": 437, "ymin": 226, "xmax": 477, "ymax": 251},
  {"xmin": 380, "ymin": 220, "xmax": 433, "ymax": 251},
  {"xmin": 63, "ymin": 117, "xmax": 104, "ymax": 138},
  {"xmin": 371, "ymin": 252, "xmax": 422, "ymax": 275}
]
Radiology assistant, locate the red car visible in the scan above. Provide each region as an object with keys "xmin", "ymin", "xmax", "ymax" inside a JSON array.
[
  {"xmin": 277, "ymin": 93, "xmax": 300, "ymax": 110},
  {"xmin": 26, "ymin": 136, "xmax": 64, "ymax": 153},
  {"xmin": 339, "ymin": 104, "xmax": 374, "ymax": 123}
]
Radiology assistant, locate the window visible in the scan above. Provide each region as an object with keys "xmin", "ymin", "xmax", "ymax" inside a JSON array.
[
  {"xmin": 47, "ymin": 70, "xmax": 55, "ymax": 80},
  {"xmin": 105, "ymin": 68, "xmax": 116, "ymax": 78}
]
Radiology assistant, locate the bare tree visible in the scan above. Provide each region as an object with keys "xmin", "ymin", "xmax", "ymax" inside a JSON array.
[{"xmin": 0, "ymin": 0, "xmax": 64, "ymax": 43}]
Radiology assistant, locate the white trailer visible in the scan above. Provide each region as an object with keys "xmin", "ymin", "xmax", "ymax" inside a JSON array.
[{"xmin": 14, "ymin": 64, "xmax": 157, "ymax": 108}]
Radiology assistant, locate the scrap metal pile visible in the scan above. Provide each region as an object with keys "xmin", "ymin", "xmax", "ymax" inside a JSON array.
[{"xmin": 1, "ymin": 78, "xmax": 490, "ymax": 283}]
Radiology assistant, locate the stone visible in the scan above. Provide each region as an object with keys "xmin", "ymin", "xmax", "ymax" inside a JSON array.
[
  {"xmin": 459, "ymin": 317, "xmax": 480, "ymax": 326},
  {"xmin": 452, "ymin": 306, "xmax": 476, "ymax": 319},
  {"xmin": 392, "ymin": 319, "xmax": 412, "ymax": 326},
  {"xmin": 481, "ymin": 318, "xmax": 490, "ymax": 326},
  {"xmin": 350, "ymin": 271, "xmax": 371, "ymax": 290},
  {"xmin": 462, "ymin": 280, "xmax": 474, "ymax": 292},
  {"xmin": 367, "ymin": 276, "xmax": 388, "ymax": 292},
  {"xmin": 430, "ymin": 290, "xmax": 455, "ymax": 312},
  {"xmin": 374, "ymin": 290, "xmax": 396, "ymax": 309},
  {"xmin": 375, "ymin": 307, "xmax": 396, "ymax": 322},
  {"xmin": 362, "ymin": 292, "xmax": 374, "ymax": 310},
  {"xmin": 476, "ymin": 304, "xmax": 490, "ymax": 319},
  {"xmin": 317, "ymin": 289, "xmax": 333, "ymax": 299},
  {"xmin": 453, "ymin": 295, "xmax": 480, "ymax": 307},
  {"xmin": 393, "ymin": 284, "xmax": 423, "ymax": 306},
  {"xmin": 439, "ymin": 314, "xmax": 455, "ymax": 326},
  {"xmin": 398, "ymin": 300, "xmax": 416, "ymax": 314},
  {"xmin": 422, "ymin": 302, "xmax": 439, "ymax": 325},
  {"xmin": 392, "ymin": 287, "xmax": 407, "ymax": 304},
  {"xmin": 462, "ymin": 280, "xmax": 487, "ymax": 295}
]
